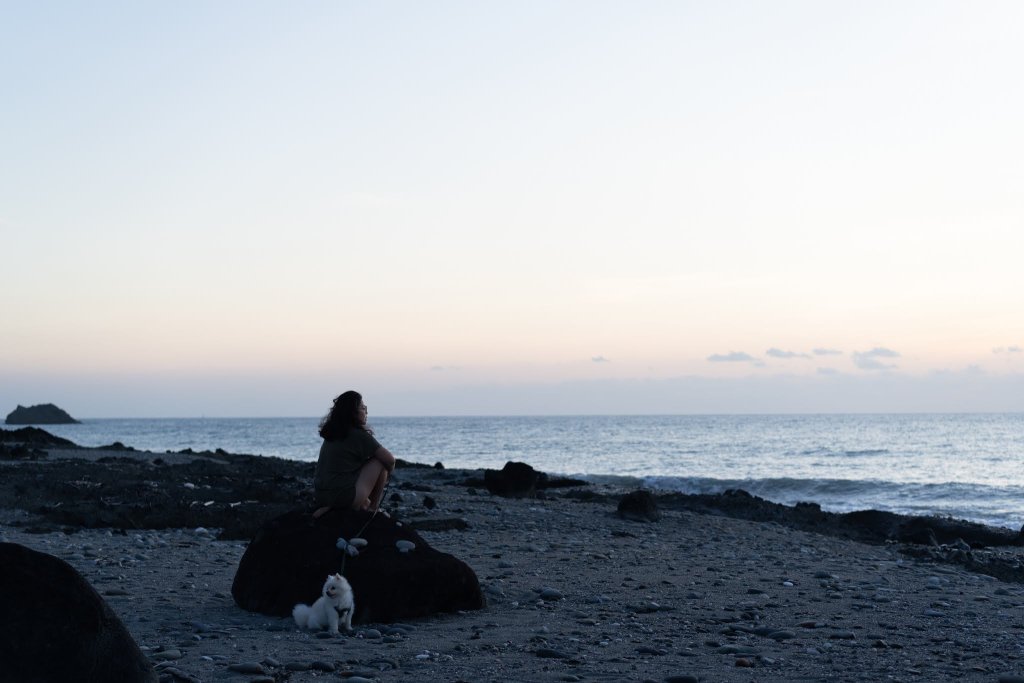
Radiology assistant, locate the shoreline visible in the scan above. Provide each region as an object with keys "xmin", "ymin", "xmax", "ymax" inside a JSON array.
[
  {"xmin": 4, "ymin": 431, "xmax": 1024, "ymax": 681},
  {"xmin": 11, "ymin": 415, "xmax": 1023, "ymax": 533}
]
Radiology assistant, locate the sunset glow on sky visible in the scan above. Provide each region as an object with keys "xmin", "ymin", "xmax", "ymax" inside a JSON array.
[{"xmin": 2, "ymin": 1, "xmax": 1023, "ymax": 416}]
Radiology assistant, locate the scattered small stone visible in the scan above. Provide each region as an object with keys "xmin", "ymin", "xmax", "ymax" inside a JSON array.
[
  {"xmin": 396, "ymin": 540, "xmax": 416, "ymax": 553},
  {"xmin": 539, "ymin": 588, "xmax": 564, "ymax": 601},
  {"xmin": 227, "ymin": 662, "xmax": 267, "ymax": 674},
  {"xmin": 829, "ymin": 631, "xmax": 856, "ymax": 640},
  {"xmin": 536, "ymin": 648, "xmax": 572, "ymax": 659},
  {"xmin": 309, "ymin": 661, "xmax": 336, "ymax": 672},
  {"xmin": 360, "ymin": 628, "xmax": 383, "ymax": 639},
  {"xmin": 768, "ymin": 630, "xmax": 796, "ymax": 641},
  {"xmin": 159, "ymin": 667, "xmax": 201, "ymax": 683}
]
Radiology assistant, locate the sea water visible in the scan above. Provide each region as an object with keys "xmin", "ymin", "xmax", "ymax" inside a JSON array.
[{"xmin": 23, "ymin": 413, "xmax": 1024, "ymax": 530}]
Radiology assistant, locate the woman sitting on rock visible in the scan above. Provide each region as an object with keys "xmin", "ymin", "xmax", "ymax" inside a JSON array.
[{"xmin": 312, "ymin": 391, "xmax": 395, "ymax": 518}]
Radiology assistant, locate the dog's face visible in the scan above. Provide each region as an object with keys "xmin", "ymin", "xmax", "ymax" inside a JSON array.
[{"xmin": 322, "ymin": 573, "xmax": 349, "ymax": 600}]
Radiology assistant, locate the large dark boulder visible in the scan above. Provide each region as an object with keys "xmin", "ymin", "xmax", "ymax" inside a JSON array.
[
  {"xmin": 484, "ymin": 461, "xmax": 547, "ymax": 498},
  {"xmin": 618, "ymin": 489, "xmax": 660, "ymax": 522},
  {"xmin": 0, "ymin": 542, "xmax": 157, "ymax": 683},
  {"xmin": 231, "ymin": 509, "xmax": 484, "ymax": 624},
  {"xmin": 5, "ymin": 403, "xmax": 80, "ymax": 425}
]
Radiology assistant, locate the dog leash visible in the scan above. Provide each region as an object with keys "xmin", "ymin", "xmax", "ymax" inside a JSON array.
[{"xmin": 337, "ymin": 476, "xmax": 392, "ymax": 575}]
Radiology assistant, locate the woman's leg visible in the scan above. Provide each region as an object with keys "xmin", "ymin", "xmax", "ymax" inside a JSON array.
[{"xmin": 351, "ymin": 459, "xmax": 389, "ymax": 511}]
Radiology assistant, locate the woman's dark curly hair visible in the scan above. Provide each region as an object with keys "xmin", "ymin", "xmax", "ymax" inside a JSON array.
[{"xmin": 318, "ymin": 390, "xmax": 372, "ymax": 441}]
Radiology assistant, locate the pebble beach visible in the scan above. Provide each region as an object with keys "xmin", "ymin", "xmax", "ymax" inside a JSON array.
[{"xmin": 3, "ymin": 438, "xmax": 1024, "ymax": 682}]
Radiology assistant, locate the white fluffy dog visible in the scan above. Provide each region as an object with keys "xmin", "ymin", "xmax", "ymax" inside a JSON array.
[{"xmin": 292, "ymin": 573, "xmax": 354, "ymax": 634}]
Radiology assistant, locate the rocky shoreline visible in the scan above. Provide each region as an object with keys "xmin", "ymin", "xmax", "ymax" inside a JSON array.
[{"xmin": 4, "ymin": 428, "xmax": 1024, "ymax": 682}]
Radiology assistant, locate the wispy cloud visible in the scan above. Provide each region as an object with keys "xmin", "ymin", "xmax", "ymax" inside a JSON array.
[
  {"xmin": 813, "ymin": 348, "xmax": 843, "ymax": 356},
  {"xmin": 993, "ymin": 346, "xmax": 1022, "ymax": 354},
  {"xmin": 816, "ymin": 367, "xmax": 840, "ymax": 375},
  {"xmin": 708, "ymin": 351, "xmax": 756, "ymax": 363},
  {"xmin": 591, "ymin": 356, "xmax": 610, "ymax": 363},
  {"xmin": 430, "ymin": 365, "xmax": 462, "ymax": 372},
  {"xmin": 852, "ymin": 347, "xmax": 900, "ymax": 371},
  {"xmin": 766, "ymin": 348, "xmax": 811, "ymax": 359}
]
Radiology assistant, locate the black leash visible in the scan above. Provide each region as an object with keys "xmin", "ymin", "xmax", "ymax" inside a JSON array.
[{"xmin": 338, "ymin": 476, "xmax": 392, "ymax": 575}]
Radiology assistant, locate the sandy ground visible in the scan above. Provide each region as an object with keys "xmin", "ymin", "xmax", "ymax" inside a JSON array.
[{"xmin": 3, "ymin": 448, "xmax": 1024, "ymax": 682}]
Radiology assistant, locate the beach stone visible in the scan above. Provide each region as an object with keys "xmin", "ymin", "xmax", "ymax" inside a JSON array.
[
  {"xmin": 0, "ymin": 542, "xmax": 157, "ymax": 683},
  {"xmin": 617, "ymin": 490, "xmax": 661, "ymax": 522},
  {"xmin": 830, "ymin": 630, "xmax": 857, "ymax": 640},
  {"xmin": 539, "ymin": 587, "xmax": 564, "ymax": 601},
  {"xmin": 664, "ymin": 677, "xmax": 699, "ymax": 683},
  {"xmin": 227, "ymin": 662, "xmax": 267, "ymax": 674},
  {"xmin": 231, "ymin": 508, "xmax": 484, "ymax": 623},
  {"xmin": 484, "ymin": 461, "xmax": 546, "ymax": 497}
]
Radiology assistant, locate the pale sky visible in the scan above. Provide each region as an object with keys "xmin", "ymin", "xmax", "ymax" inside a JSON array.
[{"xmin": 2, "ymin": 1, "xmax": 1023, "ymax": 417}]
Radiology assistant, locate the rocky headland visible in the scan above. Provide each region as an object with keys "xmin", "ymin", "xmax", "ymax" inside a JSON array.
[{"xmin": 5, "ymin": 402, "xmax": 80, "ymax": 424}]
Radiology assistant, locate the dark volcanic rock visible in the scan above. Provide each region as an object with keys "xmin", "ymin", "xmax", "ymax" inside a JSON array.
[
  {"xmin": 639, "ymin": 489, "xmax": 1023, "ymax": 549},
  {"xmin": 618, "ymin": 489, "xmax": 661, "ymax": 522},
  {"xmin": 5, "ymin": 403, "xmax": 80, "ymax": 425},
  {"xmin": 484, "ymin": 461, "xmax": 547, "ymax": 498},
  {"xmin": 0, "ymin": 449, "xmax": 313, "ymax": 539},
  {"xmin": 0, "ymin": 426, "xmax": 77, "ymax": 447},
  {"xmin": 232, "ymin": 509, "xmax": 484, "ymax": 623},
  {"xmin": 0, "ymin": 542, "xmax": 157, "ymax": 683}
]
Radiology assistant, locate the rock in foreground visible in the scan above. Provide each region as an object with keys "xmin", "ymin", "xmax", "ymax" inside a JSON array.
[
  {"xmin": 232, "ymin": 509, "xmax": 484, "ymax": 623},
  {"xmin": 0, "ymin": 542, "xmax": 157, "ymax": 683},
  {"xmin": 5, "ymin": 403, "xmax": 80, "ymax": 424}
]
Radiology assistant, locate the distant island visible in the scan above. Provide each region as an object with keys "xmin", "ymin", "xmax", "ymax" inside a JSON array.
[{"xmin": 5, "ymin": 404, "xmax": 80, "ymax": 425}]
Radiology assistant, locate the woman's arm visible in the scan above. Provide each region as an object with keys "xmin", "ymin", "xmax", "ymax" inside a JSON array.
[{"xmin": 374, "ymin": 445, "xmax": 397, "ymax": 472}]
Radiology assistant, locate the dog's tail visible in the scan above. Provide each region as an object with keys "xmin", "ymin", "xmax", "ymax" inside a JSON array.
[{"xmin": 292, "ymin": 603, "xmax": 311, "ymax": 628}]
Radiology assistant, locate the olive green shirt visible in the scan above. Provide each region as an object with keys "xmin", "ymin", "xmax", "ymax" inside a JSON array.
[{"xmin": 313, "ymin": 428, "xmax": 382, "ymax": 508}]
